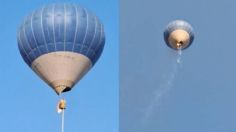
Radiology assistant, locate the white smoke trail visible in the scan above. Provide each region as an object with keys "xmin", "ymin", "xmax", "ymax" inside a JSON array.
[
  {"xmin": 61, "ymin": 109, "xmax": 65, "ymax": 132},
  {"xmin": 144, "ymin": 50, "xmax": 182, "ymax": 121}
]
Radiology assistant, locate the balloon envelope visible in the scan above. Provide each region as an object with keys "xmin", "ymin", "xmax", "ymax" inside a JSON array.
[
  {"xmin": 17, "ymin": 3, "xmax": 105, "ymax": 94},
  {"xmin": 164, "ymin": 20, "xmax": 194, "ymax": 50}
]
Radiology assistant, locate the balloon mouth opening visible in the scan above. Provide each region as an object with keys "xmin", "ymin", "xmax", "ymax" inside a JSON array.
[
  {"xmin": 178, "ymin": 41, "xmax": 184, "ymax": 44},
  {"xmin": 54, "ymin": 85, "xmax": 72, "ymax": 95},
  {"xmin": 176, "ymin": 41, "xmax": 184, "ymax": 49},
  {"xmin": 62, "ymin": 87, "xmax": 71, "ymax": 93}
]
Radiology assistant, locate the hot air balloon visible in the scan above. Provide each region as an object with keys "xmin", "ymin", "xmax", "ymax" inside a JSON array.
[
  {"xmin": 164, "ymin": 20, "xmax": 194, "ymax": 50},
  {"xmin": 17, "ymin": 3, "xmax": 105, "ymax": 95}
]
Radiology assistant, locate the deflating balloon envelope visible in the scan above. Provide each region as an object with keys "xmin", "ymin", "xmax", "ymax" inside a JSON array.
[
  {"xmin": 164, "ymin": 20, "xmax": 194, "ymax": 50},
  {"xmin": 17, "ymin": 3, "xmax": 105, "ymax": 95}
]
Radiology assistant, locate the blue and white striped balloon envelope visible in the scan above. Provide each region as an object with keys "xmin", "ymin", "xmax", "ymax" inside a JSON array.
[
  {"xmin": 164, "ymin": 20, "xmax": 194, "ymax": 50},
  {"xmin": 17, "ymin": 3, "xmax": 105, "ymax": 95}
]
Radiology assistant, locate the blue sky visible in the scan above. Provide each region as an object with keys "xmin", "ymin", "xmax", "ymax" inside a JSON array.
[
  {"xmin": 0, "ymin": 0, "xmax": 118, "ymax": 132},
  {"xmin": 121, "ymin": 0, "xmax": 236, "ymax": 132}
]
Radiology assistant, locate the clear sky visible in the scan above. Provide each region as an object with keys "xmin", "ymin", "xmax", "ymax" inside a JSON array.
[
  {"xmin": 121, "ymin": 0, "xmax": 236, "ymax": 132},
  {"xmin": 0, "ymin": 0, "xmax": 118, "ymax": 132}
]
